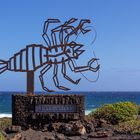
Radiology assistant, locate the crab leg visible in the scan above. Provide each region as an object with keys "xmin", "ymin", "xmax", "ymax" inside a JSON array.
[
  {"xmin": 53, "ymin": 59, "xmax": 70, "ymax": 90},
  {"xmin": 39, "ymin": 64, "xmax": 54, "ymax": 92},
  {"xmin": 62, "ymin": 60, "xmax": 81, "ymax": 84},
  {"xmin": 42, "ymin": 19, "xmax": 60, "ymax": 48},
  {"xmin": 68, "ymin": 58, "xmax": 100, "ymax": 73}
]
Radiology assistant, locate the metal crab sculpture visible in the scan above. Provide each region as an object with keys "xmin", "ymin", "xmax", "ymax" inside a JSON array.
[{"xmin": 0, "ymin": 18, "xmax": 100, "ymax": 92}]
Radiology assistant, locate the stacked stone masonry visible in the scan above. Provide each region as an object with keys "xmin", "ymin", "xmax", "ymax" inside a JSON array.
[{"xmin": 12, "ymin": 94, "xmax": 85, "ymax": 127}]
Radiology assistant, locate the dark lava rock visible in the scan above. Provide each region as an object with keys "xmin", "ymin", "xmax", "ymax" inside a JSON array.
[
  {"xmin": 7, "ymin": 133, "xmax": 22, "ymax": 140},
  {"xmin": 48, "ymin": 122, "xmax": 62, "ymax": 132},
  {"xmin": 20, "ymin": 129, "xmax": 44, "ymax": 140},
  {"xmin": 59, "ymin": 121, "xmax": 86, "ymax": 136},
  {"xmin": 59, "ymin": 123, "xmax": 74, "ymax": 136},
  {"xmin": 42, "ymin": 128, "xmax": 48, "ymax": 132},
  {"xmin": 21, "ymin": 129, "xmax": 56, "ymax": 140},
  {"xmin": 110, "ymin": 134, "xmax": 140, "ymax": 140},
  {"xmin": 55, "ymin": 133, "xmax": 66, "ymax": 140},
  {"xmin": 67, "ymin": 136, "xmax": 83, "ymax": 140},
  {"xmin": 41, "ymin": 124, "xmax": 48, "ymax": 132},
  {"xmin": 83, "ymin": 121, "xmax": 95, "ymax": 133},
  {"xmin": 43, "ymin": 132, "xmax": 56, "ymax": 140},
  {"xmin": 88, "ymin": 129, "xmax": 113, "ymax": 138},
  {"xmin": 5, "ymin": 125, "xmax": 21, "ymax": 134}
]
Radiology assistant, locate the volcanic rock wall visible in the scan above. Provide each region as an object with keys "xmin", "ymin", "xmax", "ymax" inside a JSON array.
[{"xmin": 12, "ymin": 94, "xmax": 84, "ymax": 127}]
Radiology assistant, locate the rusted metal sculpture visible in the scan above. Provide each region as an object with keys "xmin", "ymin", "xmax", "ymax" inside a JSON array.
[{"xmin": 0, "ymin": 18, "xmax": 100, "ymax": 93}]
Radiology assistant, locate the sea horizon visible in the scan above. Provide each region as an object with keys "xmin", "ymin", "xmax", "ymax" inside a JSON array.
[
  {"xmin": 1, "ymin": 91, "xmax": 140, "ymax": 118},
  {"xmin": 0, "ymin": 91, "xmax": 140, "ymax": 93}
]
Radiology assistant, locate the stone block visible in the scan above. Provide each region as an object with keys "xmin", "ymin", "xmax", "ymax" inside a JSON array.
[{"xmin": 12, "ymin": 94, "xmax": 85, "ymax": 127}]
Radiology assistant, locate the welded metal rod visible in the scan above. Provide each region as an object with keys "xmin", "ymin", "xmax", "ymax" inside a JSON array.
[{"xmin": 27, "ymin": 71, "xmax": 34, "ymax": 95}]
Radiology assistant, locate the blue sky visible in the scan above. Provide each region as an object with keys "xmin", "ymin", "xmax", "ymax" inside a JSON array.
[{"xmin": 0, "ymin": 0, "xmax": 140, "ymax": 92}]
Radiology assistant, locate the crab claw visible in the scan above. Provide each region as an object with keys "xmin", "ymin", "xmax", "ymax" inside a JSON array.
[{"xmin": 88, "ymin": 58, "xmax": 100, "ymax": 72}]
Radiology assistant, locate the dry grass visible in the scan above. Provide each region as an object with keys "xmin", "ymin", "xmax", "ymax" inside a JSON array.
[
  {"xmin": 0, "ymin": 118, "xmax": 12, "ymax": 131},
  {"xmin": 0, "ymin": 132, "xmax": 5, "ymax": 140}
]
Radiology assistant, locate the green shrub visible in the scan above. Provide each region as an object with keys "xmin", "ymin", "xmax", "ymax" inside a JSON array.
[
  {"xmin": 89, "ymin": 102, "xmax": 138, "ymax": 124},
  {"xmin": 138, "ymin": 106, "xmax": 140, "ymax": 115},
  {"xmin": 114, "ymin": 119, "xmax": 140, "ymax": 134}
]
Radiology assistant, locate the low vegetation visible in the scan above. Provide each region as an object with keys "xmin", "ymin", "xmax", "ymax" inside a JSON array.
[
  {"xmin": 114, "ymin": 119, "xmax": 140, "ymax": 134},
  {"xmin": 0, "ymin": 132, "xmax": 5, "ymax": 140},
  {"xmin": 0, "ymin": 118, "xmax": 12, "ymax": 131},
  {"xmin": 138, "ymin": 106, "xmax": 140, "ymax": 115},
  {"xmin": 0, "ymin": 102, "xmax": 140, "ymax": 139},
  {"xmin": 89, "ymin": 102, "xmax": 139, "ymax": 124}
]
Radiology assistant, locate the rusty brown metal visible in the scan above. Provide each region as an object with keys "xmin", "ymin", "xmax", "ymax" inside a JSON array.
[
  {"xmin": 0, "ymin": 18, "xmax": 100, "ymax": 93},
  {"xmin": 27, "ymin": 71, "xmax": 34, "ymax": 95}
]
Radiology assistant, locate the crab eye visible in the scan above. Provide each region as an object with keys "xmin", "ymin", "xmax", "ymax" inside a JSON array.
[{"xmin": 67, "ymin": 49, "xmax": 71, "ymax": 53}]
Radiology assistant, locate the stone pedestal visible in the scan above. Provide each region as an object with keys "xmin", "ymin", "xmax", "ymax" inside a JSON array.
[{"xmin": 12, "ymin": 94, "xmax": 85, "ymax": 127}]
